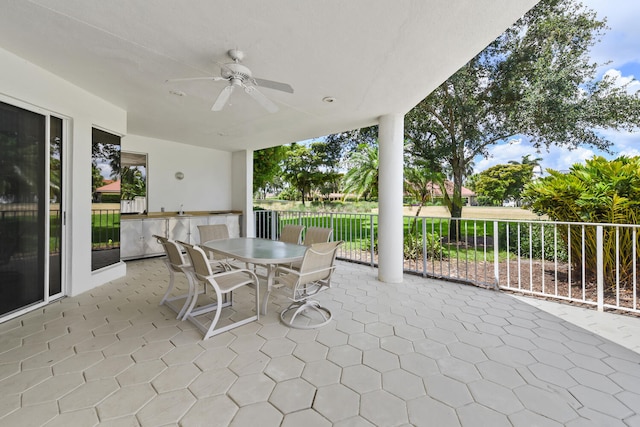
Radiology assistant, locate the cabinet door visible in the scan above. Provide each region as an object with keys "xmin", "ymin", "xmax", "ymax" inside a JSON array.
[
  {"xmin": 168, "ymin": 218, "xmax": 190, "ymax": 243},
  {"xmin": 121, "ymin": 220, "xmax": 144, "ymax": 259},
  {"xmin": 142, "ymin": 219, "xmax": 167, "ymax": 256}
]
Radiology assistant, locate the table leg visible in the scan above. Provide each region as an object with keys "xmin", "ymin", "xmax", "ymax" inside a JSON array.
[{"xmin": 261, "ymin": 264, "xmax": 275, "ymax": 315}]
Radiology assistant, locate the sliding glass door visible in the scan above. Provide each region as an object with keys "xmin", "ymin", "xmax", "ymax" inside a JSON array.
[{"xmin": 0, "ymin": 101, "xmax": 65, "ymax": 317}]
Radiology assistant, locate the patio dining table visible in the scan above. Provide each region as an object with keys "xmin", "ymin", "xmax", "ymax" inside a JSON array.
[{"xmin": 202, "ymin": 237, "xmax": 307, "ymax": 315}]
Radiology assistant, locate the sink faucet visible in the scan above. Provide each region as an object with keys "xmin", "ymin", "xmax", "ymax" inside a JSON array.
[{"xmin": 179, "ymin": 204, "xmax": 184, "ymax": 215}]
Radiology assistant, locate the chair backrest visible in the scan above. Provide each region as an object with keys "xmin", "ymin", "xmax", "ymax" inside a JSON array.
[
  {"xmin": 154, "ymin": 234, "xmax": 187, "ymax": 272},
  {"xmin": 298, "ymin": 240, "xmax": 342, "ymax": 283},
  {"xmin": 302, "ymin": 227, "xmax": 333, "ymax": 246},
  {"xmin": 279, "ymin": 224, "xmax": 304, "ymax": 244},
  {"xmin": 182, "ymin": 243, "xmax": 213, "ymax": 281},
  {"xmin": 198, "ymin": 224, "xmax": 229, "ymax": 244}
]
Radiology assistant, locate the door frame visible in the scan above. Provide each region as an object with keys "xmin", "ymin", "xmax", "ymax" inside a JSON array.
[{"xmin": 0, "ymin": 94, "xmax": 69, "ymax": 322}]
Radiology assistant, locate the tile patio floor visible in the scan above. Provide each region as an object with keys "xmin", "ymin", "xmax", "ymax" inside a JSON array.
[{"xmin": 1, "ymin": 257, "xmax": 640, "ymax": 426}]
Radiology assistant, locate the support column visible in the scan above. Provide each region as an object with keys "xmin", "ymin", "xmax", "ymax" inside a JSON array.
[
  {"xmin": 231, "ymin": 150, "xmax": 254, "ymax": 237},
  {"xmin": 377, "ymin": 114, "xmax": 404, "ymax": 283}
]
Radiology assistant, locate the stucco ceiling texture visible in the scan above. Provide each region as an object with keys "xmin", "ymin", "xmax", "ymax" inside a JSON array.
[{"xmin": 0, "ymin": 0, "xmax": 538, "ymax": 151}]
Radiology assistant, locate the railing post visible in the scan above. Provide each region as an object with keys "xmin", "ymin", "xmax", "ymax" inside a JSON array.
[
  {"xmin": 370, "ymin": 214, "xmax": 375, "ymax": 267},
  {"xmin": 422, "ymin": 218, "xmax": 427, "ymax": 277},
  {"xmin": 270, "ymin": 210, "xmax": 277, "ymax": 240},
  {"xmin": 493, "ymin": 221, "xmax": 500, "ymax": 290},
  {"xmin": 597, "ymin": 225, "xmax": 604, "ymax": 312}
]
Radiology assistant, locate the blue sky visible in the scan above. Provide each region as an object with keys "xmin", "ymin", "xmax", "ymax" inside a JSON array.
[{"xmin": 475, "ymin": 0, "xmax": 640, "ymax": 174}]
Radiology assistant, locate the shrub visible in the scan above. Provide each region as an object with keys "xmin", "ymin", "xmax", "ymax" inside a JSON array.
[
  {"xmin": 504, "ymin": 222, "xmax": 569, "ymax": 262},
  {"xmin": 522, "ymin": 156, "xmax": 640, "ymax": 290}
]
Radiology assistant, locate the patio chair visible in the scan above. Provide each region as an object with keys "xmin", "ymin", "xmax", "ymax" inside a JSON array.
[
  {"xmin": 302, "ymin": 226, "xmax": 333, "ymax": 246},
  {"xmin": 181, "ymin": 242, "xmax": 259, "ymax": 339},
  {"xmin": 288, "ymin": 226, "xmax": 334, "ymax": 270},
  {"xmin": 154, "ymin": 234, "xmax": 199, "ymax": 320},
  {"xmin": 198, "ymin": 224, "xmax": 236, "ymax": 267},
  {"xmin": 279, "ymin": 224, "xmax": 305, "ymax": 244},
  {"xmin": 272, "ymin": 240, "xmax": 342, "ymax": 329}
]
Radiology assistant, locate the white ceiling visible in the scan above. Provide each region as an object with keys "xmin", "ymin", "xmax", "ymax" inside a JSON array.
[{"xmin": 0, "ymin": 0, "xmax": 538, "ymax": 152}]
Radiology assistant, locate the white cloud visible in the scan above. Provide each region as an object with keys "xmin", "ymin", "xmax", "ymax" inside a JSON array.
[{"xmin": 602, "ymin": 68, "xmax": 640, "ymax": 94}]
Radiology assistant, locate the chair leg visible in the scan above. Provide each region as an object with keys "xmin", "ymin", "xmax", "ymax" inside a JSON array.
[
  {"xmin": 202, "ymin": 289, "xmax": 224, "ymax": 340},
  {"xmin": 159, "ymin": 261, "xmax": 175, "ymax": 306},
  {"xmin": 280, "ymin": 300, "xmax": 332, "ymax": 329}
]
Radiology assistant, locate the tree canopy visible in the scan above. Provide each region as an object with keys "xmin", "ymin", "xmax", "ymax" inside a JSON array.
[{"xmin": 404, "ymin": 0, "xmax": 640, "ymax": 236}]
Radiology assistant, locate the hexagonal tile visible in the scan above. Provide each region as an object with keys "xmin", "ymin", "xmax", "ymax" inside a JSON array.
[
  {"xmin": 269, "ymin": 378, "xmax": 316, "ymax": 414},
  {"xmin": 189, "ymin": 367, "xmax": 238, "ymax": 399},
  {"xmin": 302, "ymin": 359, "xmax": 342, "ymax": 387},
  {"xmin": 468, "ymin": 379, "xmax": 524, "ymax": 415},
  {"xmin": 229, "ymin": 351, "xmax": 270, "ymax": 376},
  {"xmin": 161, "ymin": 343, "xmax": 205, "ymax": 366},
  {"xmin": 313, "ymin": 383, "xmax": 360, "ymax": 423},
  {"xmin": 360, "ymin": 390, "xmax": 408, "ymax": 426},
  {"xmin": 84, "ymin": 355, "xmax": 134, "ymax": 381},
  {"xmin": 58, "ymin": 378, "xmax": 119, "ymax": 412},
  {"xmin": 264, "ymin": 355, "xmax": 305, "ymax": 382},
  {"xmin": 327, "ymin": 345, "xmax": 362, "ymax": 368},
  {"xmin": 229, "ymin": 334, "xmax": 266, "ymax": 353},
  {"xmin": 151, "ymin": 363, "xmax": 201, "ymax": 393},
  {"xmin": 228, "ymin": 373, "xmax": 275, "ymax": 406},
  {"xmin": 229, "ymin": 402, "xmax": 282, "ymax": 427},
  {"xmin": 408, "ymin": 396, "xmax": 460, "ymax": 427},
  {"xmin": 194, "ymin": 346, "xmax": 237, "ymax": 371},
  {"xmin": 260, "ymin": 337, "xmax": 296, "ymax": 358},
  {"xmin": 21, "ymin": 373, "xmax": 84, "ymax": 406},
  {"xmin": 341, "ymin": 364, "xmax": 381, "ymax": 394},
  {"xmin": 180, "ymin": 395, "xmax": 238, "ymax": 427},
  {"xmin": 382, "ymin": 369, "xmax": 426, "ymax": 400},
  {"xmin": 131, "ymin": 341, "xmax": 175, "ymax": 363},
  {"xmin": 293, "ymin": 341, "xmax": 329, "ymax": 363},
  {"xmin": 136, "ymin": 389, "xmax": 196, "ymax": 426},
  {"xmin": 362, "ymin": 348, "xmax": 399, "ymax": 373},
  {"xmin": 425, "ymin": 374, "xmax": 473, "ymax": 408},
  {"xmin": 96, "ymin": 383, "xmax": 156, "ymax": 420},
  {"xmin": 116, "ymin": 359, "xmax": 166, "ymax": 387}
]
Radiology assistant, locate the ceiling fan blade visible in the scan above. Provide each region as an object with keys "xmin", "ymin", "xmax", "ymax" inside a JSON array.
[
  {"xmin": 212, "ymin": 85, "xmax": 235, "ymax": 111},
  {"xmin": 245, "ymin": 85, "xmax": 279, "ymax": 113},
  {"xmin": 253, "ymin": 78, "xmax": 294, "ymax": 94},
  {"xmin": 165, "ymin": 76, "xmax": 226, "ymax": 83}
]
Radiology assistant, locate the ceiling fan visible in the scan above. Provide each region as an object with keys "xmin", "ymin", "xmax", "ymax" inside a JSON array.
[{"xmin": 166, "ymin": 49, "xmax": 293, "ymax": 113}]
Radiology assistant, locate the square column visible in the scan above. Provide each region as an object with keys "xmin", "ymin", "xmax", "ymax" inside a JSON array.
[
  {"xmin": 377, "ymin": 114, "xmax": 404, "ymax": 283},
  {"xmin": 232, "ymin": 150, "xmax": 254, "ymax": 237}
]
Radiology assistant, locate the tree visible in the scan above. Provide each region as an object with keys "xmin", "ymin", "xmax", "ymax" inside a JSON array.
[
  {"xmin": 522, "ymin": 155, "xmax": 640, "ymax": 291},
  {"xmin": 120, "ymin": 166, "xmax": 146, "ymax": 200},
  {"xmin": 405, "ymin": 0, "xmax": 640, "ymax": 239},
  {"xmin": 341, "ymin": 143, "xmax": 379, "ymax": 201},
  {"xmin": 253, "ymin": 146, "xmax": 287, "ymax": 199},
  {"xmin": 473, "ymin": 160, "xmax": 536, "ymax": 206},
  {"xmin": 281, "ymin": 143, "xmax": 324, "ymax": 205}
]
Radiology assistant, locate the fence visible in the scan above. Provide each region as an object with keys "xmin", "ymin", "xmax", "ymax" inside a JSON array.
[{"xmin": 255, "ymin": 210, "xmax": 640, "ymax": 315}]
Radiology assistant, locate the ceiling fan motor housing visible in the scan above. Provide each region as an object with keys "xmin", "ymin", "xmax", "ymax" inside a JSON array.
[{"xmin": 222, "ymin": 63, "xmax": 252, "ymax": 82}]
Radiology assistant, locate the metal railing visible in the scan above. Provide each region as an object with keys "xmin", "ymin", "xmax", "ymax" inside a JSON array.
[
  {"xmin": 91, "ymin": 209, "xmax": 120, "ymax": 249},
  {"xmin": 254, "ymin": 210, "xmax": 640, "ymax": 315}
]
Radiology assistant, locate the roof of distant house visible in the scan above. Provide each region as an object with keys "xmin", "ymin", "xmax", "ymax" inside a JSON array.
[
  {"xmin": 426, "ymin": 181, "xmax": 475, "ymax": 197},
  {"xmin": 95, "ymin": 180, "xmax": 120, "ymax": 193}
]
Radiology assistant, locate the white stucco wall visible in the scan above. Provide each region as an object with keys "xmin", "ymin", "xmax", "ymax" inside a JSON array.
[
  {"xmin": 122, "ymin": 134, "xmax": 233, "ymax": 213},
  {"xmin": 0, "ymin": 46, "xmax": 127, "ymax": 297}
]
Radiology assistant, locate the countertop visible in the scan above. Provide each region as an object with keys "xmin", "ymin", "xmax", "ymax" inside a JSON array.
[{"xmin": 121, "ymin": 210, "xmax": 242, "ymax": 219}]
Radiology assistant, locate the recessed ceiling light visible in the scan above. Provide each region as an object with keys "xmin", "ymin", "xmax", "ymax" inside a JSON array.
[
  {"xmin": 322, "ymin": 97, "xmax": 336, "ymax": 103},
  {"xmin": 169, "ymin": 89, "xmax": 186, "ymax": 97}
]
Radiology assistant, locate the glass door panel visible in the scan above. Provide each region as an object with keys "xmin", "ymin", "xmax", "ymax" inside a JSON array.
[
  {"xmin": 0, "ymin": 101, "xmax": 46, "ymax": 316},
  {"xmin": 49, "ymin": 116, "xmax": 63, "ymax": 296}
]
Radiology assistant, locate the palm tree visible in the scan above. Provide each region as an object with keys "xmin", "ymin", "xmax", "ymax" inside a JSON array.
[{"xmin": 341, "ymin": 143, "xmax": 379, "ymax": 201}]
